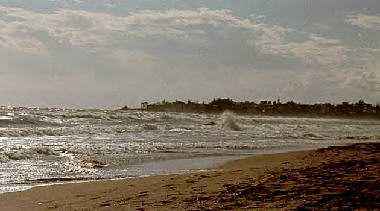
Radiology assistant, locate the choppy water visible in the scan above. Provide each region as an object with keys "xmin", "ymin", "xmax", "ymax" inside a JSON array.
[{"xmin": 0, "ymin": 106, "xmax": 379, "ymax": 193}]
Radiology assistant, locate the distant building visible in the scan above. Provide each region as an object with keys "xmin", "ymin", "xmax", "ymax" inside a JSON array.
[
  {"xmin": 141, "ymin": 102, "xmax": 148, "ymax": 110},
  {"xmin": 260, "ymin": 101, "xmax": 272, "ymax": 105}
]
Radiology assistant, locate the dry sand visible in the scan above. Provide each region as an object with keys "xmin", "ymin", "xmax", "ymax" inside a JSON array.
[{"xmin": 0, "ymin": 143, "xmax": 378, "ymax": 210}]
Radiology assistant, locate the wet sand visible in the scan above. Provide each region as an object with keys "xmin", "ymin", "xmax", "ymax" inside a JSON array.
[{"xmin": 0, "ymin": 143, "xmax": 378, "ymax": 210}]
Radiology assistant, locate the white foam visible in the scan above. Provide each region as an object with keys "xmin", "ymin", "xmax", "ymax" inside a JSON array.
[
  {"xmin": 221, "ymin": 111, "xmax": 242, "ymax": 131},
  {"xmin": 0, "ymin": 108, "xmax": 379, "ymax": 193}
]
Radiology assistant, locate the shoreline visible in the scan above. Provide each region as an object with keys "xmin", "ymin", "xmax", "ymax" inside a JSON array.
[
  {"xmin": 0, "ymin": 154, "xmax": 249, "ymax": 194},
  {"xmin": 0, "ymin": 142, "xmax": 378, "ymax": 210},
  {"xmin": 0, "ymin": 143, "xmax": 337, "ymax": 194}
]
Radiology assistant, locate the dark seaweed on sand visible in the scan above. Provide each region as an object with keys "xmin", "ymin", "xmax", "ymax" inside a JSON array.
[{"xmin": 184, "ymin": 143, "xmax": 380, "ymax": 210}]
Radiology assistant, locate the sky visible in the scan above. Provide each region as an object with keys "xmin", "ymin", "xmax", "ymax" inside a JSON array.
[{"xmin": 0, "ymin": 0, "xmax": 379, "ymax": 108}]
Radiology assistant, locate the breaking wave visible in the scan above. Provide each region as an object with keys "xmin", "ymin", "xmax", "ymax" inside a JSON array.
[
  {"xmin": 0, "ymin": 116, "xmax": 58, "ymax": 127},
  {"xmin": 0, "ymin": 127, "xmax": 73, "ymax": 137},
  {"xmin": 221, "ymin": 111, "xmax": 242, "ymax": 131},
  {"xmin": 0, "ymin": 107, "xmax": 379, "ymax": 193},
  {"xmin": 0, "ymin": 147, "xmax": 58, "ymax": 163}
]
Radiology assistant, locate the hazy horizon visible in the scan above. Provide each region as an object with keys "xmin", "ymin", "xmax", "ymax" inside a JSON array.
[{"xmin": 1, "ymin": 0, "xmax": 379, "ymax": 108}]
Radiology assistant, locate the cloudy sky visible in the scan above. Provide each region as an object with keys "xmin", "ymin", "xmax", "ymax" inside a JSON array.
[{"xmin": 0, "ymin": 0, "xmax": 379, "ymax": 108}]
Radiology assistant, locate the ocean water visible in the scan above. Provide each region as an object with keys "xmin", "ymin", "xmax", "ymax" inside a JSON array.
[{"xmin": 0, "ymin": 106, "xmax": 379, "ymax": 193}]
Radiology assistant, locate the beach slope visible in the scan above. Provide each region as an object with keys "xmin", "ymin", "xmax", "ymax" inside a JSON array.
[{"xmin": 0, "ymin": 143, "xmax": 378, "ymax": 210}]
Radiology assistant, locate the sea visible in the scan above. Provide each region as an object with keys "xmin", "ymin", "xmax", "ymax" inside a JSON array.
[{"xmin": 0, "ymin": 106, "xmax": 379, "ymax": 193}]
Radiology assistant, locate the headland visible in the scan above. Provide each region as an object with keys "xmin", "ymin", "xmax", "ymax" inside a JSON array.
[{"xmin": 126, "ymin": 98, "xmax": 380, "ymax": 119}]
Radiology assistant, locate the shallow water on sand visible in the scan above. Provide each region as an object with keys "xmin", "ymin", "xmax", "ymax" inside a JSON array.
[{"xmin": 0, "ymin": 107, "xmax": 379, "ymax": 192}]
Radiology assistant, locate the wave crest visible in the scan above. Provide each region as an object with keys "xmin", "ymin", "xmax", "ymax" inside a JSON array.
[{"xmin": 221, "ymin": 111, "xmax": 242, "ymax": 131}]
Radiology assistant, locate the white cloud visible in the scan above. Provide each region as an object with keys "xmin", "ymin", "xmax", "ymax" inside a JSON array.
[
  {"xmin": 0, "ymin": 19, "xmax": 46, "ymax": 54},
  {"xmin": 347, "ymin": 14, "xmax": 380, "ymax": 30},
  {"xmin": 0, "ymin": 5, "xmax": 348, "ymax": 67},
  {"xmin": 328, "ymin": 58, "xmax": 380, "ymax": 96},
  {"xmin": 0, "ymin": 34, "xmax": 46, "ymax": 54},
  {"xmin": 0, "ymin": 7, "xmax": 254, "ymax": 48},
  {"xmin": 4, "ymin": 5, "xmax": 376, "ymax": 106},
  {"xmin": 254, "ymin": 33, "xmax": 347, "ymax": 67}
]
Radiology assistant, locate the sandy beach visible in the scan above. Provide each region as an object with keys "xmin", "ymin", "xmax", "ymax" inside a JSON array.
[
  {"xmin": 0, "ymin": 142, "xmax": 378, "ymax": 210},
  {"xmin": 1, "ymin": 0, "xmax": 380, "ymax": 210}
]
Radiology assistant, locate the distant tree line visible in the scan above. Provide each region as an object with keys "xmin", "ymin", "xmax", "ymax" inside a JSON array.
[{"xmin": 124, "ymin": 98, "xmax": 380, "ymax": 119}]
